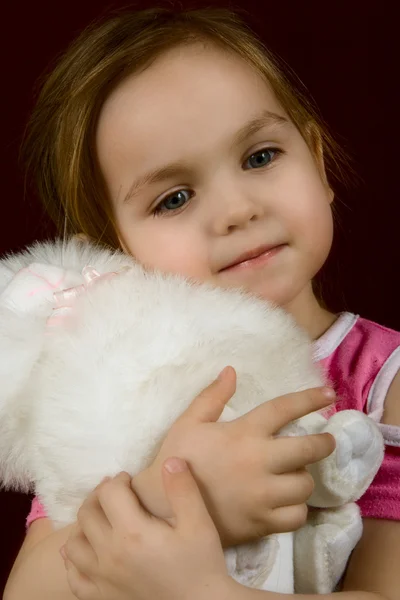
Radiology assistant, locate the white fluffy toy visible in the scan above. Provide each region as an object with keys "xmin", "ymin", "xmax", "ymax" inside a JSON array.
[{"xmin": 0, "ymin": 238, "xmax": 384, "ymax": 594}]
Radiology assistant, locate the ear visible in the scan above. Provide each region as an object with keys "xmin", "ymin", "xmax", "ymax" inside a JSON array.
[
  {"xmin": 72, "ymin": 233, "xmax": 90, "ymax": 243},
  {"xmin": 304, "ymin": 122, "xmax": 334, "ymax": 204}
]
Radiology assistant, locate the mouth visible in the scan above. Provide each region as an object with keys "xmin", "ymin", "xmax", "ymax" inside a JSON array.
[{"xmin": 219, "ymin": 243, "xmax": 286, "ymax": 272}]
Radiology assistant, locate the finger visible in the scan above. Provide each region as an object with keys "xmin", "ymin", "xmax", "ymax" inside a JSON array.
[
  {"xmin": 178, "ymin": 366, "xmax": 236, "ymax": 424},
  {"xmin": 97, "ymin": 472, "xmax": 152, "ymax": 531},
  {"xmin": 77, "ymin": 485, "xmax": 112, "ymax": 550},
  {"xmin": 162, "ymin": 458, "xmax": 216, "ymax": 535},
  {"xmin": 267, "ymin": 470, "xmax": 315, "ymax": 507},
  {"xmin": 64, "ymin": 526, "xmax": 98, "ymax": 576},
  {"xmin": 240, "ymin": 387, "xmax": 336, "ymax": 433},
  {"xmin": 268, "ymin": 504, "xmax": 309, "ymax": 533},
  {"xmin": 65, "ymin": 557, "xmax": 97, "ymax": 600},
  {"xmin": 271, "ymin": 432, "xmax": 335, "ymax": 473}
]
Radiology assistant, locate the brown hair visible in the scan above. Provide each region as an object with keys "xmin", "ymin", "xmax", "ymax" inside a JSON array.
[{"xmin": 20, "ymin": 6, "xmax": 354, "ymax": 251}]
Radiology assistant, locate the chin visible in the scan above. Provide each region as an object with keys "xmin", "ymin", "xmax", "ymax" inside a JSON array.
[
  {"xmin": 241, "ymin": 283, "xmax": 286, "ymax": 306},
  {"xmin": 248, "ymin": 278, "xmax": 305, "ymax": 308}
]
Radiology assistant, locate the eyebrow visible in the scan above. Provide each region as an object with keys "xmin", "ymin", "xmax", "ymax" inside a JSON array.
[{"xmin": 123, "ymin": 109, "xmax": 289, "ymax": 204}]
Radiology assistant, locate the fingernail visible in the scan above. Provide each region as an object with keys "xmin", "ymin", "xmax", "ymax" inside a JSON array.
[
  {"xmin": 164, "ymin": 457, "xmax": 188, "ymax": 473},
  {"xmin": 218, "ymin": 366, "xmax": 229, "ymax": 380},
  {"xmin": 101, "ymin": 476, "xmax": 111, "ymax": 484},
  {"xmin": 59, "ymin": 545, "xmax": 67, "ymax": 560},
  {"xmin": 321, "ymin": 387, "xmax": 336, "ymax": 399}
]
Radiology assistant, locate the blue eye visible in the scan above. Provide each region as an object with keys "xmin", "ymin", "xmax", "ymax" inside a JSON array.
[
  {"xmin": 152, "ymin": 147, "xmax": 281, "ymax": 217},
  {"xmin": 153, "ymin": 189, "xmax": 192, "ymax": 216},
  {"xmin": 244, "ymin": 148, "xmax": 278, "ymax": 170}
]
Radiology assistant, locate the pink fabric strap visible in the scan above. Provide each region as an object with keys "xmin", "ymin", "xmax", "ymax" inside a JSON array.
[{"xmin": 26, "ymin": 495, "xmax": 47, "ymax": 528}]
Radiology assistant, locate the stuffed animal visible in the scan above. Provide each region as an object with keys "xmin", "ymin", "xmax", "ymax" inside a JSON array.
[{"xmin": 0, "ymin": 238, "xmax": 384, "ymax": 594}]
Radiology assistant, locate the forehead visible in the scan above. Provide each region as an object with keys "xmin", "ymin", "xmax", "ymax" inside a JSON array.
[{"xmin": 96, "ymin": 44, "xmax": 287, "ymax": 170}]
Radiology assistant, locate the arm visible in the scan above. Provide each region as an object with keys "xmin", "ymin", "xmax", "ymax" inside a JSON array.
[
  {"xmin": 4, "ymin": 376, "xmax": 335, "ymax": 599},
  {"xmin": 61, "ymin": 462, "xmax": 391, "ymax": 600},
  {"xmin": 60, "ymin": 372, "xmax": 400, "ymax": 600},
  {"xmin": 3, "ymin": 468, "xmax": 165, "ymax": 600},
  {"xmin": 4, "ymin": 519, "xmax": 77, "ymax": 600}
]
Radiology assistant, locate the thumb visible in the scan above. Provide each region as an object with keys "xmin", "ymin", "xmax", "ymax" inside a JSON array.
[
  {"xmin": 162, "ymin": 458, "xmax": 215, "ymax": 533},
  {"xmin": 178, "ymin": 366, "xmax": 236, "ymax": 424}
]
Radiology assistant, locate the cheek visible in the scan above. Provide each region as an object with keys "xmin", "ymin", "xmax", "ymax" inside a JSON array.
[
  {"xmin": 120, "ymin": 222, "xmax": 209, "ymax": 278},
  {"xmin": 297, "ymin": 192, "xmax": 334, "ymax": 264},
  {"xmin": 282, "ymin": 174, "xmax": 333, "ymax": 236}
]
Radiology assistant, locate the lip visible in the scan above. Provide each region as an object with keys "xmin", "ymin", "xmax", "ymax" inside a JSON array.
[{"xmin": 220, "ymin": 243, "xmax": 285, "ymax": 271}]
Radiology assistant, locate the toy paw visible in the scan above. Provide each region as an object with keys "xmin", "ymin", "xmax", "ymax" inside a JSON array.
[
  {"xmin": 307, "ymin": 410, "xmax": 384, "ymax": 507},
  {"xmin": 294, "ymin": 504, "xmax": 362, "ymax": 594},
  {"xmin": 225, "ymin": 536, "xmax": 278, "ymax": 589}
]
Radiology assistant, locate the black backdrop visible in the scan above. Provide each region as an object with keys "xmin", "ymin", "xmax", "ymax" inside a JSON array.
[{"xmin": 1, "ymin": 0, "xmax": 398, "ymax": 593}]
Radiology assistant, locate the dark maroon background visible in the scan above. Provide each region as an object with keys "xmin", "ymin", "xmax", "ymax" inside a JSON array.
[{"xmin": 1, "ymin": 0, "xmax": 398, "ymax": 593}]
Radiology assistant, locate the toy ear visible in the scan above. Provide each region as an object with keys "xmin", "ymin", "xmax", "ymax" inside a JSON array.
[
  {"xmin": 0, "ymin": 264, "xmax": 66, "ymax": 492},
  {"xmin": 0, "ymin": 306, "xmax": 45, "ymax": 493},
  {"xmin": 0, "ymin": 260, "xmax": 73, "ymax": 493}
]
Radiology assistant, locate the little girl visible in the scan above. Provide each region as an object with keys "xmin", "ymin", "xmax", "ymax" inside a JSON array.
[{"xmin": 4, "ymin": 6, "xmax": 399, "ymax": 600}]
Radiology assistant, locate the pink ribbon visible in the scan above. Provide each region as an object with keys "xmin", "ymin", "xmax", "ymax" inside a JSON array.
[{"xmin": 47, "ymin": 266, "xmax": 125, "ymax": 327}]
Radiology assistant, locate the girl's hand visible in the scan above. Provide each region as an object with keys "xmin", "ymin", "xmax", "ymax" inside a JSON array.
[
  {"xmin": 62, "ymin": 463, "xmax": 236, "ymax": 600},
  {"xmin": 133, "ymin": 367, "xmax": 336, "ymax": 547}
]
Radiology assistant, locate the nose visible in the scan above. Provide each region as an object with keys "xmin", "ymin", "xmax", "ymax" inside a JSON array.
[{"xmin": 211, "ymin": 182, "xmax": 265, "ymax": 235}]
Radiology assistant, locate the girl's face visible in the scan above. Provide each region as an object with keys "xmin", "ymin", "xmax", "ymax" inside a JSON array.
[{"xmin": 96, "ymin": 44, "xmax": 334, "ymax": 312}]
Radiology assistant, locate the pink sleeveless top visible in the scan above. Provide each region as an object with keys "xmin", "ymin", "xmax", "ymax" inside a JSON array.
[{"xmin": 26, "ymin": 312, "xmax": 400, "ymax": 528}]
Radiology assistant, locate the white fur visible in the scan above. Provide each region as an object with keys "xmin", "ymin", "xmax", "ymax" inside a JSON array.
[{"xmin": 0, "ymin": 238, "xmax": 384, "ymax": 593}]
